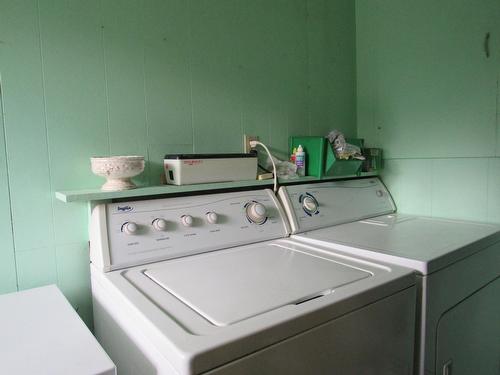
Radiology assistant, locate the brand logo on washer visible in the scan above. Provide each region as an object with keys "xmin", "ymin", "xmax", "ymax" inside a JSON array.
[{"xmin": 117, "ymin": 205, "xmax": 133, "ymax": 212}]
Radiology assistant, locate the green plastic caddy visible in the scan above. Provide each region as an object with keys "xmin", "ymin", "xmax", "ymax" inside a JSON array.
[{"xmin": 289, "ymin": 136, "xmax": 364, "ymax": 178}]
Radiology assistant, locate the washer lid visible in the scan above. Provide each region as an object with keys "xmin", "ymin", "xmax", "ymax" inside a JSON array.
[{"xmin": 144, "ymin": 243, "xmax": 370, "ymax": 326}]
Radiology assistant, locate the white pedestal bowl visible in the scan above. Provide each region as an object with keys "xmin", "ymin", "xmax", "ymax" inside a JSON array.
[{"xmin": 91, "ymin": 156, "xmax": 145, "ymax": 191}]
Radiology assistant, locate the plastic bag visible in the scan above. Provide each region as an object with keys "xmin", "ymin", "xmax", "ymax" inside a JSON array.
[
  {"xmin": 259, "ymin": 152, "xmax": 298, "ymax": 178},
  {"xmin": 326, "ymin": 130, "xmax": 365, "ymax": 160}
]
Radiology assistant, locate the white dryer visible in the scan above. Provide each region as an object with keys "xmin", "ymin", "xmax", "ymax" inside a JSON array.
[
  {"xmin": 89, "ymin": 188, "xmax": 417, "ymax": 374},
  {"xmin": 278, "ymin": 178, "xmax": 500, "ymax": 375}
]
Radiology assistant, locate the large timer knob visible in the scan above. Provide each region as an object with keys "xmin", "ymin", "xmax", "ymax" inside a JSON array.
[
  {"xmin": 302, "ymin": 195, "xmax": 318, "ymax": 214},
  {"xmin": 181, "ymin": 215, "xmax": 194, "ymax": 227},
  {"xmin": 152, "ymin": 218, "xmax": 167, "ymax": 231},
  {"xmin": 246, "ymin": 202, "xmax": 267, "ymax": 224},
  {"xmin": 122, "ymin": 222, "xmax": 138, "ymax": 235}
]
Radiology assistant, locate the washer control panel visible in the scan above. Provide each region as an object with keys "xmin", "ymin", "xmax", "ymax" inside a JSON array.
[
  {"xmin": 90, "ymin": 189, "xmax": 289, "ymax": 271},
  {"xmin": 278, "ymin": 178, "xmax": 396, "ymax": 234}
]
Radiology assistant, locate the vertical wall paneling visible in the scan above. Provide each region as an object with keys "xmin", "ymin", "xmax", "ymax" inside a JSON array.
[
  {"xmin": 357, "ymin": 0, "xmax": 499, "ymax": 159},
  {"xmin": 497, "ymin": 77, "xmax": 500, "ymax": 156},
  {"xmin": 0, "ymin": 0, "xmax": 54, "ymax": 252},
  {"xmin": 430, "ymin": 158, "xmax": 489, "ymax": 221},
  {"xmin": 264, "ymin": 0, "xmax": 308, "ymax": 153},
  {"xmin": 381, "ymin": 159, "xmax": 432, "ymax": 216},
  {"xmin": 189, "ymin": 0, "xmax": 244, "ymax": 154},
  {"xmin": 39, "ymin": 0, "xmax": 109, "ymax": 191},
  {"xmin": 306, "ymin": 0, "xmax": 357, "ymax": 139},
  {"xmin": 55, "ymin": 243, "xmax": 93, "ymax": 327},
  {"xmin": 0, "ymin": 80, "xmax": 17, "ymax": 294},
  {"xmin": 487, "ymin": 158, "xmax": 500, "ymax": 222},
  {"xmin": 0, "ymin": 0, "xmax": 357, "ymax": 324},
  {"xmin": 143, "ymin": 0, "xmax": 193, "ymax": 184},
  {"xmin": 16, "ymin": 247, "xmax": 58, "ymax": 291},
  {"xmin": 38, "ymin": 0, "xmax": 109, "ymax": 315},
  {"xmin": 306, "ymin": 0, "xmax": 327, "ymax": 136},
  {"xmin": 496, "ymin": 50, "xmax": 500, "ymax": 156},
  {"xmin": 39, "ymin": 0, "xmax": 109, "ymax": 246},
  {"xmin": 276, "ymin": 0, "xmax": 309, "ymax": 158},
  {"xmin": 323, "ymin": 0, "xmax": 356, "ymax": 138},
  {"xmin": 354, "ymin": 0, "xmax": 378, "ymax": 145},
  {"xmin": 101, "ymin": 0, "xmax": 149, "ymax": 187},
  {"xmin": 238, "ymin": 0, "xmax": 281, "ymax": 148},
  {"xmin": 359, "ymin": 0, "xmax": 500, "ymax": 223},
  {"xmin": 495, "ymin": 8, "xmax": 500, "ymax": 156}
]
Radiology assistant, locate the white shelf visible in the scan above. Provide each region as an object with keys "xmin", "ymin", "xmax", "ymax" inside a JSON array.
[{"xmin": 55, "ymin": 173, "xmax": 378, "ymax": 203}]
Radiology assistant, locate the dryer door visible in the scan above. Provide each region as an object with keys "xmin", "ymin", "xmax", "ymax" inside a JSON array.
[{"xmin": 436, "ymin": 277, "xmax": 500, "ymax": 375}]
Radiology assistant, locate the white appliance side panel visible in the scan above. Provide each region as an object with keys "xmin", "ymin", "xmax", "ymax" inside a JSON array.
[
  {"xmin": 435, "ymin": 277, "xmax": 500, "ymax": 375},
  {"xmin": 98, "ymin": 189, "xmax": 288, "ymax": 270},
  {"xmin": 92, "ymin": 279, "xmax": 179, "ymax": 375},
  {"xmin": 279, "ymin": 178, "xmax": 395, "ymax": 234},
  {"xmin": 205, "ymin": 286, "xmax": 416, "ymax": 375},
  {"xmin": 422, "ymin": 242, "xmax": 500, "ymax": 374}
]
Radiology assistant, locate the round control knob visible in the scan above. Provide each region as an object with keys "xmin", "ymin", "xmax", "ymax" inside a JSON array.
[
  {"xmin": 122, "ymin": 222, "xmax": 138, "ymax": 235},
  {"xmin": 152, "ymin": 218, "xmax": 167, "ymax": 231},
  {"xmin": 206, "ymin": 212, "xmax": 218, "ymax": 224},
  {"xmin": 302, "ymin": 195, "xmax": 318, "ymax": 214},
  {"xmin": 246, "ymin": 202, "xmax": 267, "ymax": 224},
  {"xmin": 181, "ymin": 215, "xmax": 194, "ymax": 227}
]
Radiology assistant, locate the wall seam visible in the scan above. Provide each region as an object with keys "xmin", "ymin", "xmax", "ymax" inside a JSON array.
[
  {"xmin": 353, "ymin": 0, "xmax": 357, "ymax": 135},
  {"xmin": 99, "ymin": 0, "xmax": 112, "ymax": 155},
  {"xmin": 486, "ymin": 157, "xmax": 491, "ymax": 221},
  {"xmin": 429, "ymin": 159, "xmax": 434, "ymax": 217},
  {"xmin": 186, "ymin": 0, "xmax": 196, "ymax": 153},
  {"xmin": 35, "ymin": 0, "xmax": 58, "ymax": 284},
  {"xmin": 139, "ymin": 0, "xmax": 149, "ymax": 182},
  {"xmin": 495, "ymin": 74, "xmax": 499, "ymax": 156},
  {"xmin": 141, "ymin": 0, "xmax": 152, "ymax": 182},
  {"xmin": 0, "ymin": 75, "xmax": 19, "ymax": 289},
  {"xmin": 305, "ymin": 0, "xmax": 312, "ymax": 135}
]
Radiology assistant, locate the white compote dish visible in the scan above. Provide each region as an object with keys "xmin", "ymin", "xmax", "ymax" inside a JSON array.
[{"xmin": 91, "ymin": 156, "xmax": 145, "ymax": 191}]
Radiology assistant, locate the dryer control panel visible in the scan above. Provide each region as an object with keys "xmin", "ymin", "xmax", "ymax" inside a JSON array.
[
  {"xmin": 278, "ymin": 178, "xmax": 396, "ymax": 234},
  {"xmin": 90, "ymin": 189, "xmax": 289, "ymax": 271}
]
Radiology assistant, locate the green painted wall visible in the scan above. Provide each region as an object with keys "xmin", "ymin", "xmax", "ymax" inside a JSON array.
[
  {"xmin": 356, "ymin": 0, "xmax": 500, "ymax": 221},
  {"xmin": 0, "ymin": 0, "xmax": 356, "ymax": 324}
]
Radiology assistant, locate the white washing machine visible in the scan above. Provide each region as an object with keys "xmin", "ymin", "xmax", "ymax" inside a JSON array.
[
  {"xmin": 278, "ymin": 178, "xmax": 500, "ymax": 375},
  {"xmin": 89, "ymin": 188, "xmax": 417, "ymax": 374}
]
